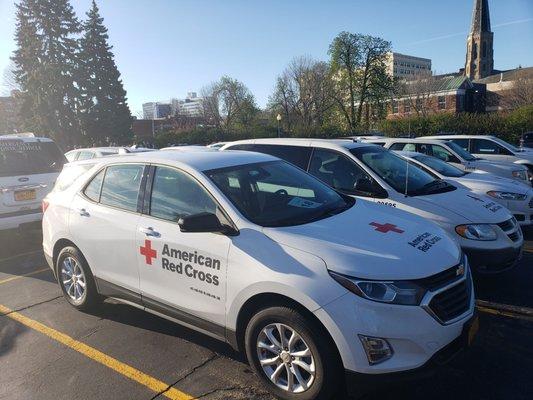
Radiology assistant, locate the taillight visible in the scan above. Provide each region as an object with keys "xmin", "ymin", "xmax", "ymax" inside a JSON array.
[{"xmin": 42, "ymin": 199, "xmax": 50, "ymax": 213}]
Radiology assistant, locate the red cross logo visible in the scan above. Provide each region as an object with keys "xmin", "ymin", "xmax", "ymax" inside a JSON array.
[
  {"xmin": 140, "ymin": 240, "xmax": 157, "ymax": 265},
  {"xmin": 369, "ymin": 222, "xmax": 404, "ymax": 234}
]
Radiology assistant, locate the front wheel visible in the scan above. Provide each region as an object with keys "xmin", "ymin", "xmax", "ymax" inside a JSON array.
[
  {"xmin": 245, "ymin": 306, "xmax": 342, "ymax": 400},
  {"xmin": 56, "ymin": 246, "xmax": 100, "ymax": 311}
]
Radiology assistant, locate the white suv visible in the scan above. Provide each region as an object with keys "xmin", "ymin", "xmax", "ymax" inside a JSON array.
[
  {"xmin": 422, "ymin": 135, "xmax": 533, "ymax": 185},
  {"xmin": 43, "ymin": 150, "xmax": 476, "ymax": 400},
  {"xmin": 0, "ymin": 134, "xmax": 66, "ymax": 231}
]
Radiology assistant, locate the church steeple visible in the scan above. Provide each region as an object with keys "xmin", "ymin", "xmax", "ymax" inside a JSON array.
[{"xmin": 465, "ymin": 0, "xmax": 494, "ymax": 80}]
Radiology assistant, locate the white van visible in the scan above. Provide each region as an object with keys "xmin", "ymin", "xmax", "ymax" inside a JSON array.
[
  {"xmin": 396, "ymin": 151, "xmax": 533, "ymax": 227},
  {"xmin": 421, "ymin": 135, "xmax": 533, "ymax": 184},
  {"xmin": 0, "ymin": 134, "xmax": 66, "ymax": 231},
  {"xmin": 222, "ymin": 139, "xmax": 523, "ymax": 273},
  {"xmin": 43, "ymin": 150, "xmax": 476, "ymax": 399},
  {"xmin": 371, "ymin": 138, "xmax": 530, "ymax": 185}
]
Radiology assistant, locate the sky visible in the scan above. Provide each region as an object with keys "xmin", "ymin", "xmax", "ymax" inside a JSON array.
[{"xmin": 1, "ymin": 0, "xmax": 532, "ymax": 115}]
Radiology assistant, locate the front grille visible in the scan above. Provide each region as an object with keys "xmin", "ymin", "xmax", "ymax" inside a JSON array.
[
  {"xmin": 428, "ymin": 280, "xmax": 470, "ymax": 323},
  {"xmin": 508, "ymin": 231, "xmax": 520, "ymax": 242},
  {"xmin": 416, "ymin": 265, "xmax": 461, "ymax": 291},
  {"xmin": 497, "ymin": 218, "xmax": 515, "ymax": 232}
]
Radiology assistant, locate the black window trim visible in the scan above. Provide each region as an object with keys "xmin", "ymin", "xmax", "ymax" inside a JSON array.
[
  {"xmin": 80, "ymin": 162, "xmax": 149, "ymax": 216},
  {"xmin": 308, "ymin": 147, "xmax": 388, "ymax": 199},
  {"xmin": 140, "ymin": 163, "xmax": 238, "ymax": 234}
]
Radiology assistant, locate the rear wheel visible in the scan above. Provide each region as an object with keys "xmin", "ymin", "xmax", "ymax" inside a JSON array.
[
  {"xmin": 56, "ymin": 246, "xmax": 100, "ymax": 311},
  {"xmin": 245, "ymin": 306, "xmax": 341, "ymax": 400}
]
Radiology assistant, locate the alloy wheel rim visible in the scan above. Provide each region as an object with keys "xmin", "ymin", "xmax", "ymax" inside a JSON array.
[
  {"xmin": 256, "ymin": 323, "xmax": 316, "ymax": 393},
  {"xmin": 61, "ymin": 257, "xmax": 86, "ymax": 303}
]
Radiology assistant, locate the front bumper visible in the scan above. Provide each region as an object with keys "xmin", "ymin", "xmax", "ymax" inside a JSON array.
[
  {"xmin": 463, "ymin": 245, "xmax": 522, "ymax": 273},
  {"xmin": 344, "ymin": 314, "xmax": 478, "ymax": 397}
]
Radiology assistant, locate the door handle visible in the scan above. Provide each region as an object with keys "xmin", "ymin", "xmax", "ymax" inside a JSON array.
[
  {"xmin": 139, "ymin": 227, "xmax": 160, "ymax": 237},
  {"xmin": 78, "ymin": 208, "xmax": 90, "ymax": 217}
]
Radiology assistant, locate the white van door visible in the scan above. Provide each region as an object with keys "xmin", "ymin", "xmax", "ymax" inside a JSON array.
[{"xmin": 136, "ymin": 165, "xmax": 229, "ymax": 330}]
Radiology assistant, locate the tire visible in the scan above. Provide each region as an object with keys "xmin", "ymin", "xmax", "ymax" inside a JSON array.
[
  {"xmin": 56, "ymin": 246, "xmax": 101, "ymax": 311},
  {"xmin": 245, "ymin": 306, "xmax": 342, "ymax": 400}
]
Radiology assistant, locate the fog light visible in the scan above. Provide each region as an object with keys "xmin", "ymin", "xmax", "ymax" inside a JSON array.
[{"xmin": 358, "ymin": 335, "xmax": 393, "ymax": 365}]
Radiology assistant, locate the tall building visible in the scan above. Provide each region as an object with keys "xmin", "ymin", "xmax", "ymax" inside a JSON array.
[
  {"xmin": 142, "ymin": 102, "xmax": 171, "ymax": 119},
  {"xmin": 464, "ymin": 0, "xmax": 494, "ymax": 80},
  {"xmin": 386, "ymin": 52, "xmax": 432, "ymax": 79}
]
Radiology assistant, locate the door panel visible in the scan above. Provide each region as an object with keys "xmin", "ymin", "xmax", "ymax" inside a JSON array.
[{"xmin": 137, "ymin": 166, "xmax": 228, "ymax": 327}]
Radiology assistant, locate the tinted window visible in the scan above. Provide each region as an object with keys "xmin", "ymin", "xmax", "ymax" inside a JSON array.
[
  {"xmin": 472, "ymin": 139, "xmax": 502, "ymax": 154},
  {"xmin": 54, "ymin": 164, "xmax": 94, "ymax": 192},
  {"xmin": 389, "ymin": 142, "xmax": 416, "ymax": 151},
  {"xmin": 430, "ymin": 145, "xmax": 459, "ymax": 163},
  {"xmin": 412, "ymin": 155, "xmax": 466, "ymax": 178},
  {"xmin": 450, "ymin": 138, "xmax": 469, "ymax": 151},
  {"xmin": 206, "ymin": 160, "xmax": 353, "ymax": 227},
  {"xmin": 308, "ymin": 148, "xmax": 373, "ymax": 194},
  {"xmin": 77, "ymin": 151, "xmax": 95, "ymax": 161},
  {"xmin": 83, "ymin": 169, "xmax": 105, "ymax": 202},
  {"xmin": 235, "ymin": 144, "xmax": 312, "ymax": 170},
  {"xmin": 150, "ymin": 167, "xmax": 217, "ymax": 221},
  {"xmin": 100, "ymin": 165, "xmax": 144, "ymax": 212},
  {"xmin": 0, "ymin": 140, "xmax": 66, "ymax": 177}
]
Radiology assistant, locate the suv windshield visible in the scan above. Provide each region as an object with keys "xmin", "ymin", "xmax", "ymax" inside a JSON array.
[
  {"xmin": 205, "ymin": 160, "xmax": 354, "ymax": 227},
  {"xmin": 350, "ymin": 146, "xmax": 455, "ymax": 196},
  {"xmin": 412, "ymin": 154, "xmax": 466, "ymax": 177},
  {"xmin": 0, "ymin": 140, "xmax": 66, "ymax": 177},
  {"xmin": 446, "ymin": 141, "xmax": 476, "ymax": 161}
]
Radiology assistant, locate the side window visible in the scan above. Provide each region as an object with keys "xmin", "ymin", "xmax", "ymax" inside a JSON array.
[
  {"xmin": 472, "ymin": 139, "xmax": 509, "ymax": 155},
  {"xmin": 150, "ymin": 166, "xmax": 217, "ymax": 222},
  {"xmin": 77, "ymin": 151, "xmax": 95, "ymax": 161},
  {"xmin": 251, "ymin": 144, "xmax": 312, "ymax": 170},
  {"xmin": 389, "ymin": 143, "xmax": 416, "ymax": 151},
  {"xmin": 83, "ymin": 169, "xmax": 105, "ymax": 202},
  {"xmin": 430, "ymin": 145, "xmax": 459, "ymax": 163},
  {"xmin": 100, "ymin": 165, "xmax": 144, "ymax": 212},
  {"xmin": 309, "ymin": 148, "xmax": 373, "ymax": 194},
  {"xmin": 450, "ymin": 138, "xmax": 469, "ymax": 151},
  {"xmin": 65, "ymin": 151, "xmax": 78, "ymax": 162}
]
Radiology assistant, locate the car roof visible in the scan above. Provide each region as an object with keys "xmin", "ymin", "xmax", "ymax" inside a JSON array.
[
  {"xmin": 71, "ymin": 148, "xmax": 278, "ymax": 172},
  {"xmin": 68, "ymin": 147, "xmax": 125, "ymax": 152},
  {"xmin": 364, "ymin": 138, "xmax": 454, "ymax": 145},
  {"xmin": 225, "ymin": 137, "xmax": 377, "ymax": 151},
  {"xmin": 0, "ymin": 135, "xmax": 55, "ymax": 143},
  {"xmin": 418, "ymin": 135, "xmax": 496, "ymax": 139}
]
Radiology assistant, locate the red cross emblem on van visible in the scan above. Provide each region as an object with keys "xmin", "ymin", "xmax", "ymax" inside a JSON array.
[
  {"xmin": 140, "ymin": 240, "xmax": 157, "ymax": 265},
  {"xmin": 369, "ymin": 222, "xmax": 404, "ymax": 234}
]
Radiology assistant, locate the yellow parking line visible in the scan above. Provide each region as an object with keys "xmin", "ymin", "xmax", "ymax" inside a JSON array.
[
  {"xmin": 0, "ymin": 267, "xmax": 51, "ymax": 285},
  {"xmin": 0, "ymin": 304, "xmax": 193, "ymax": 400}
]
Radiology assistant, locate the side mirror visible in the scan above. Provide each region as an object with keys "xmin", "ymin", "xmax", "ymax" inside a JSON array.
[{"xmin": 178, "ymin": 212, "xmax": 237, "ymax": 235}]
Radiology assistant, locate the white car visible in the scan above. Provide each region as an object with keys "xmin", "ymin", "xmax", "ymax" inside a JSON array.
[
  {"xmin": 43, "ymin": 150, "xmax": 476, "ymax": 400},
  {"xmin": 370, "ymin": 138, "xmax": 530, "ymax": 185},
  {"xmin": 396, "ymin": 151, "xmax": 533, "ymax": 227},
  {"xmin": 0, "ymin": 134, "xmax": 66, "ymax": 231},
  {"xmin": 65, "ymin": 146, "xmax": 155, "ymax": 162},
  {"xmin": 423, "ymin": 135, "xmax": 533, "ymax": 184},
  {"xmin": 223, "ymin": 139, "xmax": 524, "ymax": 273},
  {"xmin": 207, "ymin": 141, "xmax": 231, "ymax": 149}
]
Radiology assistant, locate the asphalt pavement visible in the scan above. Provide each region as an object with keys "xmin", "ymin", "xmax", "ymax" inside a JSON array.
[{"xmin": 0, "ymin": 227, "xmax": 532, "ymax": 400}]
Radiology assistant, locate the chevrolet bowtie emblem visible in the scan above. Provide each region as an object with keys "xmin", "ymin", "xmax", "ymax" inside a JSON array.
[{"xmin": 456, "ymin": 265, "xmax": 465, "ymax": 276}]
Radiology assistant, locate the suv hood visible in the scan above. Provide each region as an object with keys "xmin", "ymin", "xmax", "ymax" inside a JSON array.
[
  {"xmin": 452, "ymin": 172, "xmax": 531, "ymax": 194},
  {"xmin": 413, "ymin": 186, "xmax": 512, "ymax": 223},
  {"xmin": 471, "ymin": 159, "xmax": 527, "ymax": 173},
  {"xmin": 263, "ymin": 199, "xmax": 461, "ymax": 280}
]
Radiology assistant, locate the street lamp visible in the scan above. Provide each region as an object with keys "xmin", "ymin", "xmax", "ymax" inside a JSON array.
[{"xmin": 276, "ymin": 114, "xmax": 282, "ymax": 138}]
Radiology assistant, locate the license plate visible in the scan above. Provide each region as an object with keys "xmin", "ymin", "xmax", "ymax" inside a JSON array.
[
  {"xmin": 468, "ymin": 316, "xmax": 479, "ymax": 346},
  {"xmin": 14, "ymin": 189, "xmax": 36, "ymax": 201}
]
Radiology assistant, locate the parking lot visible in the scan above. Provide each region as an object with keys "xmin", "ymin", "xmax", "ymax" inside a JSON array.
[{"xmin": 1, "ymin": 227, "xmax": 532, "ymax": 400}]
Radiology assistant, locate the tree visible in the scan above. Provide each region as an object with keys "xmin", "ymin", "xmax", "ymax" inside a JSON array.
[
  {"xmin": 79, "ymin": 0, "xmax": 132, "ymax": 145},
  {"xmin": 12, "ymin": 0, "xmax": 82, "ymax": 146},
  {"xmin": 1, "ymin": 62, "xmax": 21, "ymax": 95},
  {"xmin": 396, "ymin": 74, "xmax": 440, "ymax": 117},
  {"xmin": 328, "ymin": 32, "xmax": 394, "ymax": 131},
  {"xmin": 500, "ymin": 69, "xmax": 533, "ymax": 110}
]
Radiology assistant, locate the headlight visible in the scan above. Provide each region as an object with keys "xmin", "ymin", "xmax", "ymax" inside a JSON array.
[
  {"xmin": 512, "ymin": 170, "xmax": 527, "ymax": 180},
  {"xmin": 487, "ymin": 191, "xmax": 527, "ymax": 201},
  {"xmin": 455, "ymin": 224, "xmax": 497, "ymax": 241},
  {"xmin": 328, "ymin": 271, "xmax": 426, "ymax": 305}
]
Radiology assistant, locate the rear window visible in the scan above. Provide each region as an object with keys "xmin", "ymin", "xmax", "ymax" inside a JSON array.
[
  {"xmin": 53, "ymin": 164, "xmax": 95, "ymax": 192},
  {"xmin": 0, "ymin": 140, "xmax": 66, "ymax": 177}
]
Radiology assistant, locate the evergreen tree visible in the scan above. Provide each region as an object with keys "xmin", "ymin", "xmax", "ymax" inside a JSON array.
[
  {"xmin": 79, "ymin": 0, "xmax": 132, "ymax": 145},
  {"xmin": 12, "ymin": 0, "xmax": 82, "ymax": 146}
]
